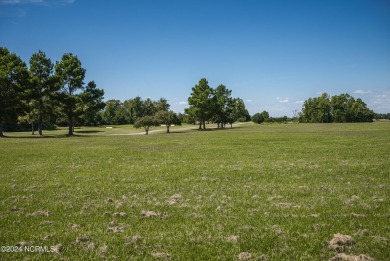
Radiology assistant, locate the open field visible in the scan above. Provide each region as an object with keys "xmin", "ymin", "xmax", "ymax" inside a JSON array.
[{"xmin": 0, "ymin": 123, "xmax": 389, "ymax": 260}]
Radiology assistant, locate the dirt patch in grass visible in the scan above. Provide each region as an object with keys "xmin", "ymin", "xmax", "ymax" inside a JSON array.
[
  {"xmin": 30, "ymin": 209, "xmax": 50, "ymax": 217},
  {"xmin": 329, "ymin": 253, "xmax": 374, "ymax": 261},
  {"xmin": 167, "ymin": 193, "xmax": 182, "ymax": 206},
  {"xmin": 151, "ymin": 251, "xmax": 171, "ymax": 259},
  {"xmin": 329, "ymin": 234, "xmax": 354, "ymax": 252},
  {"xmin": 141, "ymin": 210, "xmax": 162, "ymax": 218},
  {"xmin": 226, "ymin": 235, "xmax": 240, "ymax": 243},
  {"xmin": 52, "ymin": 244, "xmax": 63, "ymax": 253},
  {"xmin": 236, "ymin": 252, "xmax": 252, "ymax": 260}
]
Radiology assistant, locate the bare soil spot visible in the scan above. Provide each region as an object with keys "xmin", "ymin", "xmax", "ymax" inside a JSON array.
[
  {"xmin": 141, "ymin": 210, "xmax": 161, "ymax": 218},
  {"xmin": 52, "ymin": 244, "xmax": 63, "ymax": 253},
  {"xmin": 113, "ymin": 212, "xmax": 127, "ymax": 217},
  {"xmin": 226, "ymin": 235, "xmax": 240, "ymax": 243},
  {"xmin": 151, "ymin": 252, "xmax": 171, "ymax": 259},
  {"xmin": 329, "ymin": 253, "xmax": 374, "ymax": 261},
  {"xmin": 168, "ymin": 193, "xmax": 182, "ymax": 206},
  {"xmin": 236, "ymin": 252, "xmax": 252, "ymax": 260},
  {"xmin": 107, "ymin": 226, "xmax": 124, "ymax": 233},
  {"xmin": 329, "ymin": 234, "xmax": 354, "ymax": 252},
  {"xmin": 30, "ymin": 209, "xmax": 50, "ymax": 217}
]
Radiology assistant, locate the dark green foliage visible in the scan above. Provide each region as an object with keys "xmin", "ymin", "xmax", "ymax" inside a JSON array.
[
  {"xmin": 186, "ymin": 79, "xmax": 250, "ymax": 129},
  {"xmin": 0, "ymin": 47, "xmax": 29, "ymax": 137},
  {"xmin": 133, "ymin": 115, "xmax": 159, "ymax": 135},
  {"xmin": 80, "ymin": 81, "xmax": 105, "ymax": 126},
  {"xmin": 188, "ymin": 78, "xmax": 214, "ymax": 130},
  {"xmin": 301, "ymin": 93, "xmax": 374, "ymax": 123},
  {"xmin": 252, "ymin": 113, "xmax": 265, "ymax": 124},
  {"xmin": 100, "ymin": 97, "xmax": 170, "ymax": 125},
  {"xmin": 23, "ymin": 50, "xmax": 59, "ymax": 135},
  {"xmin": 155, "ymin": 110, "xmax": 181, "ymax": 133},
  {"xmin": 213, "ymin": 84, "xmax": 232, "ymax": 128},
  {"xmin": 374, "ymin": 113, "xmax": 390, "ymax": 120},
  {"xmin": 55, "ymin": 53, "xmax": 86, "ymax": 135}
]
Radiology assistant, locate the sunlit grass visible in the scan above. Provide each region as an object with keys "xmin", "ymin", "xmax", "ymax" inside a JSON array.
[{"xmin": 0, "ymin": 122, "xmax": 389, "ymax": 260}]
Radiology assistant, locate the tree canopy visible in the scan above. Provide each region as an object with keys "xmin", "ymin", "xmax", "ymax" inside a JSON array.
[
  {"xmin": 186, "ymin": 78, "xmax": 250, "ymax": 129},
  {"xmin": 0, "ymin": 47, "xmax": 104, "ymax": 137},
  {"xmin": 300, "ymin": 93, "xmax": 374, "ymax": 123},
  {"xmin": 1, "ymin": 47, "xmax": 382, "ymax": 137}
]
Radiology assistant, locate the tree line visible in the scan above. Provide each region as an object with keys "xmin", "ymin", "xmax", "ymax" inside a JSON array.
[
  {"xmin": 1, "ymin": 47, "xmax": 250, "ymax": 137},
  {"xmin": 299, "ymin": 93, "xmax": 374, "ymax": 123},
  {"xmin": 0, "ymin": 47, "xmax": 105, "ymax": 137},
  {"xmin": 101, "ymin": 97, "xmax": 182, "ymax": 134},
  {"xmin": 251, "ymin": 93, "xmax": 375, "ymax": 124},
  {"xmin": 1, "ymin": 46, "xmax": 383, "ymax": 137}
]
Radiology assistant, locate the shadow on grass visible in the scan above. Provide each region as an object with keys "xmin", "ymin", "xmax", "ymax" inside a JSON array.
[
  {"xmin": 1, "ymin": 134, "xmax": 97, "ymax": 139},
  {"xmin": 75, "ymin": 130, "xmax": 104, "ymax": 133}
]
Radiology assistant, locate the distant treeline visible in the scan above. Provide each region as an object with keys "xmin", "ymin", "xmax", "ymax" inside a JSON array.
[
  {"xmin": 1, "ymin": 47, "xmax": 386, "ymax": 137},
  {"xmin": 374, "ymin": 113, "xmax": 390, "ymax": 120},
  {"xmin": 299, "ymin": 93, "xmax": 374, "ymax": 123}
]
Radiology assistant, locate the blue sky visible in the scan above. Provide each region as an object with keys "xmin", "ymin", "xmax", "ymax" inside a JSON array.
[{"xmin": 1, "ymin": 0, "xmax": 389, "ymax": 116}]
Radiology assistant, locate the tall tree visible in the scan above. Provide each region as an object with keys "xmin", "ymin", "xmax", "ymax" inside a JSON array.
[
  {"xmin": 55, "ymin": 53, "xmax": 86, "ymax": 135},
  {"xmin": 224, "ymin": 98, "xmax": 250, "ymax": 127},
  {"xmin": 123, "ymin": 96, "xmax": 143, "ymax": 124},
  {"xmin": 27, "ymin": 50, "xmax": 59, "ymax": 135},
  {"xmin": 142, "ymin": 98, "xmax": 157, "ymax": 116},
  {"xmin": 213, "ymin": 84, "xmax": 232, "ymax": 128},
  {"xmin": 188, "ymin": 78, "xmax": 213, "ymax": 130},
  {"xmin": 80, "ymin": 81, "xmax": 105, "ymax": 125},
  {"xmin": 0, "ymin": 47, "xmax": 29, "ymax": 137},
  {"xmin": 102, "ymin": 99, "xmax": 123, "ymax": 124},
  {"xmin": 17, "ymin": 100, "xmax": 39, "ymax": 135},
  {"xmin": 154, "ymin": 97, "xmax": 170, "ymax": 112}
]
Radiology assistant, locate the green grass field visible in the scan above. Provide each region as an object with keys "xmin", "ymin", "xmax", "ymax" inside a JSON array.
[{"xmin": 0, "ymin": 123, "xmax": 389, "ymax": 260}]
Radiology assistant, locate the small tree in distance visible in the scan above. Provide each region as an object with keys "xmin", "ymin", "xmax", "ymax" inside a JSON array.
[
  {"xmin": 155, "ymin": 110, "xmax": 181, "ymax": 133},
  {"xmin": 133, "ymin": 115, "xmax": 159, "ymax": 135},
  {"xmin": 252, "ymin": 113, "xmax": 264, "ymax": 124}
]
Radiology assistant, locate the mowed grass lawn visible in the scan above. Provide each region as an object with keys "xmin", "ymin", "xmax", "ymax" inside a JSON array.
[{"xmin": 0, "ymin": 123, "xmax": 389, "ymax": 260}]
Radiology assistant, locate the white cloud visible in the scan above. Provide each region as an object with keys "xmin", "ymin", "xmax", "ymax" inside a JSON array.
[
  {"xmin": 295, "ymin": 100, "xmax": 304, "ymax": 104},
  {"xmin": 246, "ymin": 99, "xmax": 253, "ymax": 103},
  {"xmin": 276, "ymin": 97, "xmax": 289, "ymax": 103},
  {"xmin": 353, "ymin": 89, "xmax": 371, "ymax": 94},
  {"xmin": 178, "ymin": 101, "xmax": 188, "ymax": 105},
  {"xmin": 0, "ymin": 0, "xmax": 75, "ymax": 5},
  {"xmin": 1, "ymin": 0, "xmax": 43, "ymax": 4}
]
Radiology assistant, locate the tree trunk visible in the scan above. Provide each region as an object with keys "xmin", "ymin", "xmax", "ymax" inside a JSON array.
[
  {"xmin": 230, "ymin": 123, "xmax": 233, "ymax": 128},
  {"xmin": 38, "ymin": 115, "xmax": 43, "ymax": 136},
  {"xmin": 31, "ymin": 123, "xmax": 35, "ymax": 135},
  {"xmin": 166, "ymin": 126, "xmax": 170, "ymax": 133},
  {"xmin": 198, "ymin": 122, "xmax": 202, "ymax": 130},
  {"xmin": 0, "ymin": 122, "xmax": 4, "ymax": 137},
  {"xmin": 68, "ymin": 124, "xmax": 73, "ymax": 135},
  {"xmin": 203, "ymin": 121, "xmax": 206, "ymax": 130},
  {"xmin": 145, "ymin": 129, "xmax": 149, "ymax": 135}
]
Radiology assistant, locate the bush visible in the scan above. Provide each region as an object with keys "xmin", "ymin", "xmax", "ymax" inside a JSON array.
[{"xmin": 252, "ymin": 113, "xmax": 264, "ymax": 124}]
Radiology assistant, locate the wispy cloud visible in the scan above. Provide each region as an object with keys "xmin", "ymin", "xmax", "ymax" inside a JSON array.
[
  {"xmin": 0, "ymin": 0, "xmax": 75, "ymax": 5},
  {"xmin": 246, "ymin": 99, "xmax": 253, "ymax": 103},
  {"xmin": 178, "ymin": 101, "xmax": 188, "ymax": 105},
  {"xmin": 353, "ymin": 89, "xmax": 371, "ymax": 94},
  {"xmin": 295, "ymin": 100, "xmax": 304, "ymax": 104},
  {"xmin": 277, "ymin": 97, "xmax": 289, "ymax": 103},
  {"xmin": 1, "ymin": 0, "xmax": 43, "ymax": 4}
]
